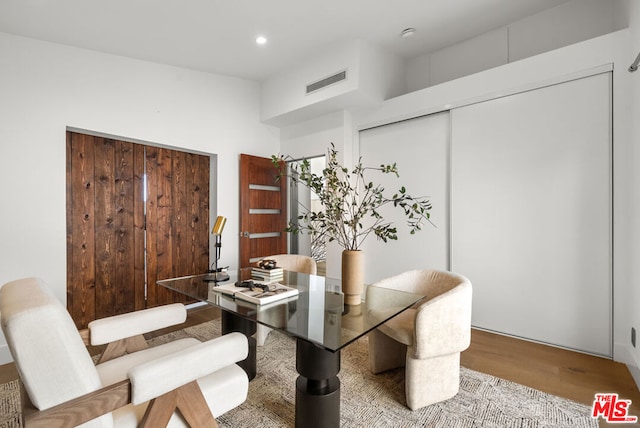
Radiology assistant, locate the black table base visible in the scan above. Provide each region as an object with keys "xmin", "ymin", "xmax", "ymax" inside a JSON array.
[
  {"xmin": 159, "ymin": 270, "xmax": 424, "ymax": 428},
  {"xmin": 221, "ymin": 311, "xmax": 257, "ymax": 380},
  {"xmin": 295, "ymin": 338, "xmax": 341, "ymax": 428}
]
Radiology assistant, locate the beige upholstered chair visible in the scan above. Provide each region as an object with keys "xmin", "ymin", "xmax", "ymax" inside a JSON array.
[
  {"xmin": 263, "ymin": 254, "xmax": 317, "ymax": 276},
  {"xmin": 255, "ymin": 254, "xmax": 317, "ymax": 346},
  {"xmin": 366, "ymin": 270, "xmax": 472, "ymax": 410},
  {"xmin": 0, "ymin": 277, "xmax": 249, "ymax": 428}
]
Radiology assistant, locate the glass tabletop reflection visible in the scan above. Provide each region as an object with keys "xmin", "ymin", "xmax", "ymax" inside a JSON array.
[{"xmin": 157, "ymin": 268, "xmax": 424, "ymax": 352}]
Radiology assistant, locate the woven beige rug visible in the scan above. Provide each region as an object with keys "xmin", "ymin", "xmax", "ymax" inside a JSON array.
[{"xmin": 0, "ymin": 319, "xmax": 596, "ymax": 428}]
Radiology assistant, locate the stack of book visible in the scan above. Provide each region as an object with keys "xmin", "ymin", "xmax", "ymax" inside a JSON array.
[
  {"xmin": 251, "ymin": 267, "xmax": 284, "ymax": 282},
  {"xmin": 212, "ymin": 280, "xmax": 298, "ymax": 305}
]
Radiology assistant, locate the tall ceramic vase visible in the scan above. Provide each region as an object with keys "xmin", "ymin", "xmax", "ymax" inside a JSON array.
[{"xmin": 342, "ymin": 249, "xmax": 364, "ymax": 305}]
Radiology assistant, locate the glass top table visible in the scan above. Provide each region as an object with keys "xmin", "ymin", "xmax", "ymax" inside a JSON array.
[
  {"xmin": 158, "ymin": 268, "xmax": 424, "ymax": 428},
  {"xmin": 157, "ymin": 268, "xmax": 424, "ymax": 352}
]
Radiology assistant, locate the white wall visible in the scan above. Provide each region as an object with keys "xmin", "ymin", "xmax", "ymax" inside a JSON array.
[
  {"xmin": 274, "ymin": 5, "xmax": 636, "ymax": 332},
  {"xmin": 406, "ymin": 0, "xmax": 626, "ymax": 92},
  {"xmin": 279, "ymin": 111, "xmax": 357, "ymax": 279},
  {"xmin": 279, "ymin": 111, "xmax": 345, "ymax": 160},
  {"xmin": 359, "ymin": 112, "xmax": 450, "ymax": 283},
  {"xmin": 261, "ymin": 39, "xmax": 361, "ymax": 125},
  {"xmin": 265, "ymin": 0, "xmax": 638, "ymax": 379},
  {"xmin": 261, "ymin": 39, "xmax": 405, "ymax": 127},
  {"xmin": 430, "ymin": 27, "xmax": 508, "ymax": 87},
  {"xmin": 0, "ymin": 32, "xmax": 278, "ymax": 363},
  {"xmin": 509, "ymin": 0, "xmax": 621, "ymax": 61},
  {"xmin": 626, "ymin": 0, "xmax": 640, "ymax": 384},
  {"xmin": 353, "ymin": 30, "xmax": 633, "ymax": 365}
]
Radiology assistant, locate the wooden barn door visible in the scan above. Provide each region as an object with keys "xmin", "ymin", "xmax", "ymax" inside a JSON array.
[
  {"xmin": 66, "ymin": 131, "xmax": 210, "ymax": 328},
  {"xmin": 67, "ymin": 133, "xmax": 142, "ymax": 328},
  {"xmin": 239, "ymin": 154, "xmax": 287, "ymax": 267},
  {"xmin": 145, "ymin": 146, "xmax": 210, "ymax": 308}
]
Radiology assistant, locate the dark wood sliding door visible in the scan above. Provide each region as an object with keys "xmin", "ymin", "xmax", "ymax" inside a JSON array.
[
  {"xmin": 66, "ymin": 131, "xmax": 210, "ymax": 328},
  {"xmin": 145, "ymin": 146, "xmax": 210, "ymax": 308}
]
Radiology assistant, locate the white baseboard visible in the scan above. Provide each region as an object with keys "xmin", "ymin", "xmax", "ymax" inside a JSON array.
[
  {"xmin": 615, "ymin": 341, "xmax": 640, "ymax": 391},
  {"xmin": 628, "ymin": 365, "xmax": 640, "ymax": 392}
]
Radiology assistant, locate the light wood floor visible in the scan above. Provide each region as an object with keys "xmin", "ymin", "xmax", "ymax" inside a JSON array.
[
  {"xmin": 1, "ymin": 305, "xmax": 638, "ymax": 427},
  {"xmin": 461, "ymin": 328, "xmax": 640, "ymax": 428}
]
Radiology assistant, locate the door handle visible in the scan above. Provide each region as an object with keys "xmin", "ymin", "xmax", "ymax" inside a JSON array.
[{"xmin": 242, "ymin": 231, "xmax": 250, "ymax": 238}]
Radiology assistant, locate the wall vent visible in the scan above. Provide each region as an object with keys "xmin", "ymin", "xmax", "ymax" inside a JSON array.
[{"xmin": 306, "ymin": 70, "xmax": 347, "ymax": 94}]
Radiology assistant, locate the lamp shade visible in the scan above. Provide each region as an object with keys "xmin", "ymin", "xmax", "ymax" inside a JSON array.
[{"xmin": 212, "ymin": 216, "xmax": 227, "ymax": 235}]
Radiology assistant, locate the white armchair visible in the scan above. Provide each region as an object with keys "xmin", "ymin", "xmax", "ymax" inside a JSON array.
[
  {"xmin": 366, "ymin": 270, "xmax": 472, "ymax": 410},
  {"xmin": 0, "ymin": 277, "xmax": 249, "ymax": 427}
]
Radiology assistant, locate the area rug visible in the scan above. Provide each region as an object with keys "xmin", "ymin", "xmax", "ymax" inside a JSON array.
[{"xmin": 0, "ymin": 319, "xmax": 596, "ymax": 428}]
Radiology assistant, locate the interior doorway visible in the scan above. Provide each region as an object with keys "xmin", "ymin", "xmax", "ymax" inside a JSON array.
[
  {"xmin": 287, "ymin": 156, "xmax": 326, "ymax": 270},
  {"xmin": 238, "ymin": 154, "xmax": 288, "ymax": 268}
]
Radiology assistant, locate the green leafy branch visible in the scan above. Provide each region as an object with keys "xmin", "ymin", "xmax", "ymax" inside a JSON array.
[{"xmin": 272, "ymin": 143, "xmax": 433, "ymax": 251}]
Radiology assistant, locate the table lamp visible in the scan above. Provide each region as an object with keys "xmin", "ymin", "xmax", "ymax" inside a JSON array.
[{"xmin": 205, "ymin": 215, "xmax": 230, "ymax": 282}]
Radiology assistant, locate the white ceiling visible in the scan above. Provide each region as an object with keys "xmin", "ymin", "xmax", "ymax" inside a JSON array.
[{"xmin": 0, "ymin": 0, "xmax": 573, "ymax": 82}]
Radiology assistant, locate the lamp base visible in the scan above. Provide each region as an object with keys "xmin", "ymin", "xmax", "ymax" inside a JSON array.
[{"xmin": 203, "ymin": 271, "xmax": 230, "ymax": 283}]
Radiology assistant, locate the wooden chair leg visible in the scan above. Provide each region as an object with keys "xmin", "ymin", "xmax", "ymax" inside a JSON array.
[
  {"xmin": 140, "ymin": 389, "xmax": 177, "ymax": 427},
  {"xmin": 139, "ymin": 381, "xmax": 218, "ymax": 428},
  {"xmin": 176, "ymin": 381, "xmax": 219, "ymax": 428},
  {"xmin": 98, "ymin": 335, "xmax": 149, "ymax": 364}
]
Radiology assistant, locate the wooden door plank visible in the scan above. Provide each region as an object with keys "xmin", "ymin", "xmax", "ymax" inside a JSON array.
[
  {"xmin": 185, "ymin": 153, "xmax": 197, "ymax": 274},
  {"xmin": 67, "ymin": 132, "xmax": 97, "ymax": 328},
  {"xmin": 198, "ymin": 155, "xmax": 210, "ymax": 269},
  {"xmin": 133, "ymin": 144, "xmax": 146, "ymax": 311},
  {"xmin": 186, "ymin": 153, "xmax": 209, "ymax": 274},
  {"xmin": 145, "ymin": 146, "xmax": 160, "ymax": 307},
  {"xmin": 113, "ymin": 140, "xmax": 135, "ymax": 314},
  {"xmin": 156, "ymin": 148, "xmax": 176, "ymax": 304},
  {"xmin": 146, "ymin": 148, "xmax": 210, "ymax": 307},
  {"xmin": 172, "ymin": 150, "xmax": 187, "ymax": 281},
  {"xmin": 172, "ymin": 150, "xmax": 189, "ymax": 304},
  {"xmin": 194, "ymin": 154, "xmax": 210, "ymax": 274},
  {"xmin": 94, "ymin": 138, "xmax": 117, "ymax": 319}
]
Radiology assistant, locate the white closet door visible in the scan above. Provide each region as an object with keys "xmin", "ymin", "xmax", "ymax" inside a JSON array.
[
  {"xmin": 359, "ymin": 112, "xmax": 449, "ymax": 284},
  {"xmin": 451, "ymin": 73, "xmax": 612, "ymax": 356}
]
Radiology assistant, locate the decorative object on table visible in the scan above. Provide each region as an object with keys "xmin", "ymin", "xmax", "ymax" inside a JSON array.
[
  {"xmin": 272, "ymin": 143, "xmax": 433, "ymax": 305},
  {"xmin": 254, "ymin": 254, "xmax": 318, "ymax": 347},
  {"xmin": 341, "ymin": 249, "xmax": 364, "ymax": 305},
  {"xmin": 213, "ymin": 280, "xmax": 299, "ymax": 305},
  {"xmin": 205, "ymin": 215, "xmax": 230, "ymax": 282},
  {"xmin": 251, "ymin": 266, "xmax": 284, "ymax": 282},
  {"xmin": 257, "ymin": 258, "xmax": 278, "ymax": 270}
]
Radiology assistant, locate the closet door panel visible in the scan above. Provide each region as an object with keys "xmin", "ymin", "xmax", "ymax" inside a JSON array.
[
  {"xmin": 359, "ymin": 112, "xmax": 449, "ymax": 284},
  {"xmin": 451, "ymin": 73, "xmax": 611, "ymax": 356}
]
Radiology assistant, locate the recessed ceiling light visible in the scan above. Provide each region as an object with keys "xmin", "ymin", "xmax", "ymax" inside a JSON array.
[
  {"xmin": 401, "ymin": 28, "xmax": 416, "ymax": 38},
  {"xmin": 256, "ymin": 36, "xmax": 267, "ymax": 45}
]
